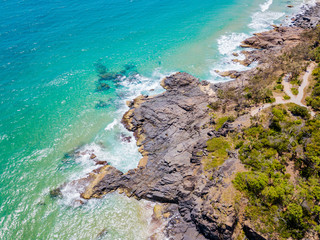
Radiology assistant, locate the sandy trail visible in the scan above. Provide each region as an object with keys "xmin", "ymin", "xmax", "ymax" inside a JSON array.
[{"xmin": 251, "ymin": 62, "xmax": 316, "ymax": 116}]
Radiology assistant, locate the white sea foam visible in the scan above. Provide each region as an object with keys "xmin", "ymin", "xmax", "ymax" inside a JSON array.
[
  {"xmin": 118, "ymin": 68, "xmax": 171, "ymax": 101},
  {"xmin": 260, "ymin": 0, "xmax": 273, "ymax": 12},
  {"xmin": 105, "ymin": 119, "xmax": 118, "ymax": 131},
  {"xmin": 249, "ymin": 11, "xmax": 285, "ymax": 32},
  {"xmin": 217, "ymin": 32, "xmax": 250, "ymax": 55},
  {"xmin": 59, "ymin": 67, "xmax": 174, "ymax": 206},
  {"xmin": 211, "ymin": 32, "xmax": 254, "ymax": 82},
  {"xmin": 0, "ymin": 134, "xmax": 8, "ymax": 142},
  {"xmin": 209, "ymin": 0, "xmax": 292, "ymax": 81},
  {"xmin": 59, "ymin": 142, "xmax": 112, "ymax": 206}
]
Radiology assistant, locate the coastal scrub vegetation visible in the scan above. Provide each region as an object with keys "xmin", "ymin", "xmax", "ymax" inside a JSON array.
[
  {"xmin": 242, "ymin": 26, "xmax": 320, "ymax": 106},
  {"xmin": 229, "ymin": 27, "xmax": 320, "ymax": 239},
  {"xmin": 306, "ymin": 64, "xmax": 320, "ymax": 111},
  {"xmin": 204, "ymin": 25, "xmax": 320, "ymax": 239},
  {"xmin": 233, "ymin": 104, "xmax": 320, "ymax": 239}
]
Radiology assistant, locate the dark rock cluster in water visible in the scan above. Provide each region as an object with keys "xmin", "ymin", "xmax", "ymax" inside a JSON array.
[
  {"xmin": 94, "ymin": 62, "xmax": 142, "ymax": 111},
  {"xmin": 94, "ymin": 62, "xmax": 140, "ymax": 93}
]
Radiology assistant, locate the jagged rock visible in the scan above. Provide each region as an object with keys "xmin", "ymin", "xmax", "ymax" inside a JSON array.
[
  {"xmin": 232, "ymin": 59, "xmax": 251, "ymax": 67},
  {"xmin": 80, "ymin": 165, "xmax": 123, "ymax": 199},
  {"xmin": 67, "ymin": 72, "xmax": 242, "ymax": 239},
  {"xmin": 215, "ymin": 70, "xmax": 241, "ymax": 79},
  {"xmin": 291, "ymin": 3, "xmax": 320, "ymax": 29},
  {"xmin": 243, "ymin": 221, "xmax": 267, "ymax": 240},
  {"xmin": 94, "ymin": 160, "xmax": 108, "ymax": 165},
  {"xmin": 241, "ymin": 27, "xmax": 303, "ymax": 50}
]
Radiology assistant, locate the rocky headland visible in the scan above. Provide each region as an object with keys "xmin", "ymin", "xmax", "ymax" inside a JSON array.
[{"xmin": 53, "ymin": 3, "xmax": 320, "ymax": 240}]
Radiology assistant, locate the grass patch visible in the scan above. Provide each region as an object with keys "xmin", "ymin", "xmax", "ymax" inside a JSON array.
[
  {"xmin": 283, "ymin": 94, "xmax": 291, "ymax": 100},
  {"xmin": 203, "ymin": 137, "xmax": 230, "ymax": 170},
  {"xmin": 215, "ymin": 116, "xmax": 229, "ymax": 131},
  {"xmin": 274, "ymin": 84, "xmax": 284, "ymax": 91},
  {"xmin": 291, "ymin": 79, "xmax": 302, "ymax": 86},
  {"xmin": 291, "ymin": 87, "xmax": 299, "ymax": 95}
]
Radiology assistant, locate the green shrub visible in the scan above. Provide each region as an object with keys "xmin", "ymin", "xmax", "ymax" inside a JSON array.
[
  {"xmin": 291, "ymin": 88, "xmax": 299, "ymax": 95},
  {"xmin": 286, "ymin": 203, "xmax": 303, "ymax": 225},
  {"xmin": 283, "ymin": 94, "xmax": 291, "ymax": 100},
  {"xmin": 306, "ymin": 96, "xmax": 313, "ymax": 106},
  {"xmin": 235, "ymin": 172, "xmax": 269, "ymax": 194},
  {"xmin": 227, "ymin": 115, "xmax": 236, "ymax": 122},
  {"xmin": 289, "ymin": 105, "xmax": 310, "ymax": 119},
  {"xmin": 291, "ymin": 79, "xmax": 301, "ymax": 86},
  {"xmin": 312, "ymin": 67, "xmax": 320, "ymax": 81},
  {"xmin": 276, "ymin": 76, "xmax": 283, "ymax": 84},
  {"xmin": 272, "ymin": 107, "xmax": 287, "ymax": 121},
  {"xmin": 313, "ymin": 86, "xmax": 320, "ymax": 97},
  {"xmin": 270, "ymin": 119, "xmax": 282, "ymax": 132},
  {"xmin": 311, "ymin": 97, "xmax": 320, "ymax": 111},
  {"xmin": 208, "ymin": 101, "xmax": 220, "ymax": 110},
  {"xmin": 274, "ymin": 84, "xmax": 284, "ymax": 91},
  {"xmin": 235, "ymin": 140, "xmax": 244, "ymax": 149}
]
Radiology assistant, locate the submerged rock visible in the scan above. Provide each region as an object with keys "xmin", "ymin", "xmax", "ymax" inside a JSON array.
[
  {"xmin": 120, "ymin": 133, "xmax": 132, "ymax": 143},
  {"xmin": 49, "ymin": 188, "xmax": 63, "ymax": 198},
  {"xmin": 94, "ymin": 62, "xmax": 107, "ymax": 75},
  {"xmin": 96, "ymin": 82, "xmax": 110, "ymax": 92},
  {"xmin": 99, "ymin": 72, "xmax": 122, "ymax": 81},
  {"xmin": 96, "ymin": 228, "xmax": 108, "ymax": 239},
  {"xmin": 95, "ymin": 100, "xmax": 109, "ymax": 109}
]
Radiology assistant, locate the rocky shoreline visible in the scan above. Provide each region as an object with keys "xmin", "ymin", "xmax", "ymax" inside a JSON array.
[{"xmin": 52, "ymin": 3, "xmax": 320, "ymax": 239}]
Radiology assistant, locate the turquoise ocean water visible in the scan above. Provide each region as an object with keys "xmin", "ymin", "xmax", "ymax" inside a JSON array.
[{"xmin": 0, "ymin": 0, "xmax": 315, "ymax": 239}]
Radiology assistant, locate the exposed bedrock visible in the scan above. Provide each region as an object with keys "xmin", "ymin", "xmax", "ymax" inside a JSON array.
[
  {"xmin": 291, "ymin": 3, "xmax": 320, "ymax": 29},
  {"xmin": 73, "ymin": 72, "xmax": 245, "ymax": 239},
  {"xmin": 240, "ymin": 26, "xmax": 304, "ymax": 50}
]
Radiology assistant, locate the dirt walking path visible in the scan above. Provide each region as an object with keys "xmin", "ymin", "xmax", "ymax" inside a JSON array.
[{"xmin": 251, "ymin": 62, "xmax": 316, "ymax": 117}]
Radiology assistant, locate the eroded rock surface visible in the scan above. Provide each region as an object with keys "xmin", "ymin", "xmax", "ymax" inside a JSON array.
[
  {"xmin": 72, "ymin": 72, "xmax": 244, "ymax": 239},
  {"xmin": 291, "ymin": 3, "xmax": 320, "ymax": 29},
  {"xmin": 241, "ymin": 26, "xmax": 304, "ymax": 50}
]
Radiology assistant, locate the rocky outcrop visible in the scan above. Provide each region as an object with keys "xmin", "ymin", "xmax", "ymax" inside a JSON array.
[
  {"xmin": 215, "ymin": 70, "xmax": 242, "ymax": 79},
  {"xmin": 80, "ymin": 165, "xmax": 123, "ymax": 199},
  {"xmin": 225, "ymin": 3, "xmax": 320, "ymax": 85},
  {"xmin": 64, "ymin": 72, "xmax": 245, "ymax": 239},
  {"xmin": 54, "ymin": 3, "xmax": 320, "ymax": 240},
  {"xmin": 240, "ymin": 26, "xmax": 304, "ymax": 50},
  {"xmin": 291, "ymin": 3, "xmax": 320, "ymax": 29}
]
